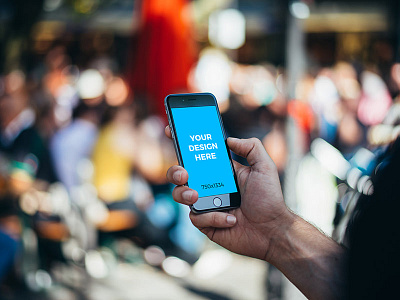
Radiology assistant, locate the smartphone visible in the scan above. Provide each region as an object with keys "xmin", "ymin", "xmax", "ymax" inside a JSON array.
[{"xmin": 165, "ymin": 92, "xmax": 241, "ymax": 213}]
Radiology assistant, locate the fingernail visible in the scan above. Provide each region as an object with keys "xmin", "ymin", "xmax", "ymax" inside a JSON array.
[
  {"xmin": 227, "ymin": 215, "xmax": 236, "ymax": 225},
  {"xmin": 173, "ymin": 171, "xmax": 182, "ymax": 182},
  {"xmin": 182, "ymin": 190, "xmax": 193, "ymax": 202}
]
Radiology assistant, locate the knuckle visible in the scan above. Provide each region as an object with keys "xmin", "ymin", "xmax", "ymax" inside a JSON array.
[
  {"xmin": 171, "ymin": 186, "xmax": 180, "ymax": 198},
  {"xmin": 211, "ymin": 213, "xmax": 219, "ymax": 226},
  {"xmin": 166, "ymin": 165, "xmax": 176, "ymax": 177},
  {"xmin": 172, "ymin": 186, "xmax": 184, "ymax": 203},
  {"xmin": 250, "ymin": 137, "xmax": 262, "ymax": 146},
  {"xmin": 167, "ymin": 165, "xmax": 182, "ymax": 180}
]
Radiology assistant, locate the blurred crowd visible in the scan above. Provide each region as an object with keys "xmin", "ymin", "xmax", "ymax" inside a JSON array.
[
  {"xmin": 1, "ymin": 42, "xmax": 400, "ymax": 297},
  {"xmin": 0, "ymin": 45, "xmax": 205, "ymax": 295}
]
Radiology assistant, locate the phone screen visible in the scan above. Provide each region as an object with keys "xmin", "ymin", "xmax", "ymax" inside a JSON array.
[{"xmin": 171, "ymin": 105, "xmax": 238, "ymax": 198}]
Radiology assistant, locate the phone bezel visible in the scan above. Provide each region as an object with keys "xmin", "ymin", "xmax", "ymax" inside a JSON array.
[{"xmin": 165, "ymin": 92, "xmax": 241, "ymax": 213}]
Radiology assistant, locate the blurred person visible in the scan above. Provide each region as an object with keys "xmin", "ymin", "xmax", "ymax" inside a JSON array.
[
  {"xmin": 288, "ymin": 74, "xmax": 315, "ymax": 151},
  {"xmin": 0, "ymin": 71, "xmax": 56, "ymax": 196},
  {"xmin": 92, "ymin": 105, "xmax": 139, "ymax": 232},
  {"xmin": 40, "ymin": 45, "xmax": 80, "ymax": 128},
  {"xmin": 390, "ymin": 63, "xmax": 400, "ymax": 101},
  {"xmin": 165, "ymin": 129, "xmax": 400, "ymax": 299},
  {"xmin": 335, "ymin": 111, "xmax": 365, "ymax": 157},
  {"xmin": 50, "ymin": 100, "xmax": 104, "ymax": 192},
  {"xmin": 384, "ymin": 64, "xmax": 400, "ymax": 124},
  {"xmin": 223, "ymin": 65, "xmax": 287, "ymax": 170},
  {"xmin": 262, "ymin": 122, "xmax": 287, "ymax": 175},
  {"xmin": 367, "ymin": 63, "xmax": 400, "ymax": 147},
  {"xmin": 30, "ymin": 88, "xmax": 58, "ymax": 140},
  {"xmin": 230, "ymin": 64, "xmax": 279, "ymax": 110},
  {"xmin": 37, "ymin": 70, "xmax": 108, "ymax": 272},
  {"xmin": 42, "ymin": 45, "xmax": 70, "ymax": 99},
  {"xmin": 310, "ymin": 68, "xmax": 340, "ymax": 144},
  {"xmin": 135, "ymin": 112, "xmax": 203, "ymax": 263},
  {"xmin": 50, "ymin": 69, "xmax": 106, "ymax": 192},
  {"xmin": 135, "ymin": 114, "xmax": 177, "ymax": 185},
  {"xmin": 0, "ymin": 71, "xmax": 57, "ymax": 282},
  {"xmin": 308, "ymin": 65, "xmax": 366, "ymax": 157},
  {"xmin": 333, "ymin": 67, "xmax": 393, "ymax": 157},
  {"xmin": 0, "ymin": 229, "xmax": 18, "ymax": 283},
  {"xmin": 229, "ymin": 63, "xmax": 288, "ymax": 167},
  {"xmin": 357, "ymin": 70, "xmax": 392, "ymax": 127},
  {"xmin": 91, "ymin": 100, "xmax": 201, "ymax": 263},
  {"xmin": 333, "ymin": 62, "xmax": 361, "ymax": 115}
]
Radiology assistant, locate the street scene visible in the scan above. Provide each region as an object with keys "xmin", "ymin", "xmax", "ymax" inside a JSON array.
[{"xmin": 1, "ymin": 0, "xmax": 400, "ymax": 299}]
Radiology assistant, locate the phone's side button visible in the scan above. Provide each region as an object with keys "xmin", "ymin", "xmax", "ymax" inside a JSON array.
[{"xmin": 213, "ymin": 197, "xmax": 222, "ymax": 207}]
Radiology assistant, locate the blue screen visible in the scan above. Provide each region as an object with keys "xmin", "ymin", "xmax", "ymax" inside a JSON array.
[{"xmin": 171, "ymin": 106, "xmax": 237, "ymax": 198}]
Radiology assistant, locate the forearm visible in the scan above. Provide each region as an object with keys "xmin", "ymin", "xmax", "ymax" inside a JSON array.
[{"xmin": 266, "ymin": 212, "xmax": 348, "ymax": 300}]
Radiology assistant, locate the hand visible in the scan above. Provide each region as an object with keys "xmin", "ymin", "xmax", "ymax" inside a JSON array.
[
  {"xmin": 166, "ymin": 127, "xmax": 348, "ymax": 299},
  {"xmin": 165, "ymin": 126, "xmax": 294, "ymax": 261}
]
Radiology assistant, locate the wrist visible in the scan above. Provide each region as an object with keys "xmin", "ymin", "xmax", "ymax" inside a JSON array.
[
  {"xmin": 263, "ymin": 211, "xmax": 348, "ymax": 299},
  {"xmin": 260, "ymin": 204, "xmax": 348, "ymax": 300},
  {"xmin": 263, "ymin": 208, "xmax": 298, "ymax": 264}
]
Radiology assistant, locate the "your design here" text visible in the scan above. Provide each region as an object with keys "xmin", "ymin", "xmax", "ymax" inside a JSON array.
[{"xmin": 188, "ymin": 134, "xmax": 218, "ymax": 161}]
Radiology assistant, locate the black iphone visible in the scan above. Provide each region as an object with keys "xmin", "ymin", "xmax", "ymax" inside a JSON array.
[{"xmin": 165, "ymin": 93, "xmax": 241, "ymax": 213}]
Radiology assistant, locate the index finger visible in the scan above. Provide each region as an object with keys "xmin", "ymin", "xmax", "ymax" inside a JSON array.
[{"xmin": 227, "ymin": 137, "xmax": 276, "ymax": 173}]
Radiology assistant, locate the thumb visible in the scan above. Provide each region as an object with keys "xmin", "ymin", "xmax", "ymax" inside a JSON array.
[{"xmin": 227, "ymin": 137, "xmax": 276, "ymax": 172}]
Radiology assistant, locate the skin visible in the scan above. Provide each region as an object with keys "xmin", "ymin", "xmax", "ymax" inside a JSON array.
[{"xmin": 165, "ymin": 126, "xmax": 347, "ymax": 300}]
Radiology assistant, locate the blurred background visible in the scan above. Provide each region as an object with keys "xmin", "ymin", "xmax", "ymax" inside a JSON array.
[{"xmin": 0, "ymin": 0, "xmax": 400, "ymax": 299}]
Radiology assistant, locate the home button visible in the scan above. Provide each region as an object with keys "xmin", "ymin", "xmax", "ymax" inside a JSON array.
[{"xmin": 213, "ymin": 197, "xmax": 222, "ymax": 207}]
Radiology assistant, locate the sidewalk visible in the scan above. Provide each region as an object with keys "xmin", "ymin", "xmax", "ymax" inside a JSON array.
[{"xmin": 3, "ymin": 243, "xmax": 267, "ymax": 300}]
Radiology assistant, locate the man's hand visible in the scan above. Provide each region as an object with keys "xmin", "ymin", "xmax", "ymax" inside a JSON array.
[
  {"xmin": 166, "ymin": 126, "xmax": 348, "ymax": 299},
  {"xmin": 165, "ymin": 126, "xmax": 294, "ymax": 261}
]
